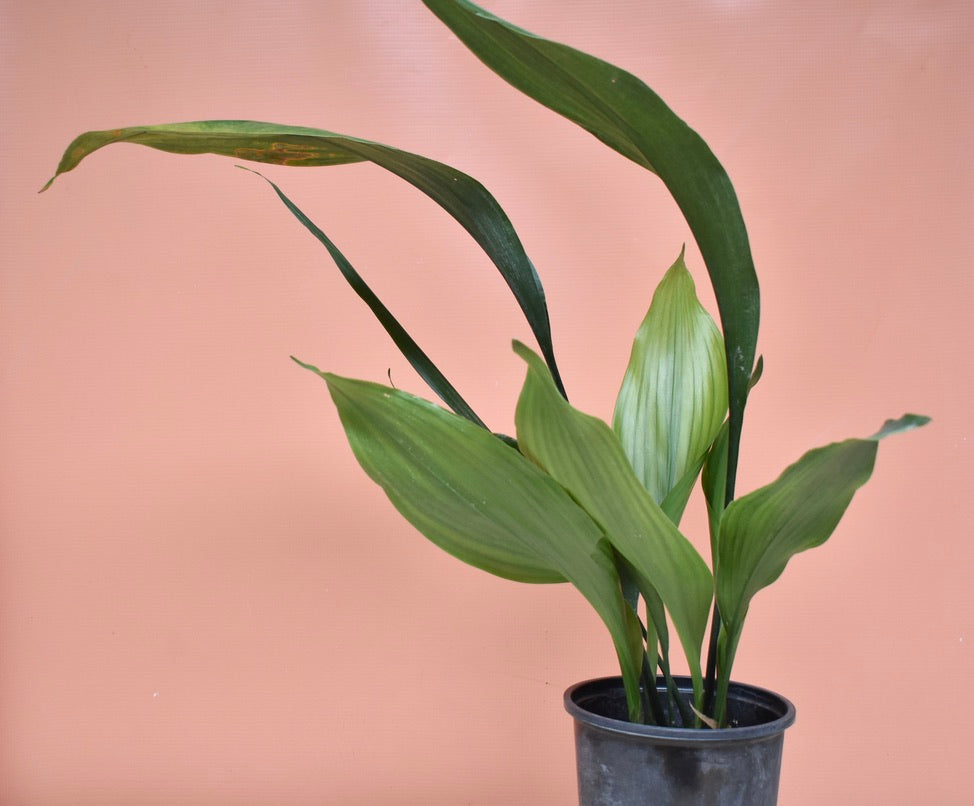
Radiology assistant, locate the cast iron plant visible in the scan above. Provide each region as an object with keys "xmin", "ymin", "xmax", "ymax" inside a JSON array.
[{"xmin": 43, "ymin": 0, "xmax": 928, "ymax": 727}]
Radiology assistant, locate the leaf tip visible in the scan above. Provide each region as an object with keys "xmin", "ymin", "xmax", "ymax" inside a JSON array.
[
  {"xmin": 871, "ymin": 413, "xmax": 931, "ymax": 440},
  {"xmin": 291, "ymin": 355, "xmax": 328, "ymax": 377}
]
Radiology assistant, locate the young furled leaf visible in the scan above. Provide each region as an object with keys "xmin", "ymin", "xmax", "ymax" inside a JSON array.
[{"xmin": 614, "ymin": 251, "xmax": 727, "ymax": 522}]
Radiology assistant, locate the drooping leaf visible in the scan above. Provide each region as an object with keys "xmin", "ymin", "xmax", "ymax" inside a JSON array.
[
  {"xmin": 305, "ymin": 364, "xmax": 646, "ymax": 718},
  {"xmin": 42, "ymin": 120, "xmax": 566, "ymax": 397},
  {"xmin": 513, "ymin": 341, "xmax": 712, "ymax": 697},
  {"xmin": 422, "ymin": 0, "xmax": 759, "ymax": 501},
  {"xmin": 716, "ymin": 414, "xmax": 932, "ymax": 640},
  {"xmin": 235, "ymin": 168, "xmax": 484, "ymax": 428},
  {"xmin": 613, "ymin": 250, "xmax": 727, "ymax": 518}
]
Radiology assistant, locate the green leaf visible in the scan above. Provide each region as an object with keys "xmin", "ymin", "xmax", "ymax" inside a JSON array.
[
  {"xmin": 306, "ymin": 364, "xmax": 646, "ymax": 718},
  {"xmin": 871, "ymin": 413, "xmax": 931, "ymax": 440},
  {"xmin": 613, "ymin": 250, "xmax": 727, "ymax": 518},
  {"xmin": 239, "ymin": 168, "xmax": 485, "ymax": 429},
  {"xmin": 710, "ymin": 412, "xmax": 929, "ymax": 722},
  {"xmin": 513, "ymin": 341, "xmax": 712, "ymax": 696},
  {"xmin": 422, "ymin": 0, "xmax": 759, "ymax": 501},
  {"xmin": 716, "ymin": 413, "xmax": 932, "ymax": 637},
  {"xmin": 42, "ymin": 120, "xmax": 566, "ymax": 397}
]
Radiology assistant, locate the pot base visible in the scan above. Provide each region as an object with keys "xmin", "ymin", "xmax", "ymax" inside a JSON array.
[{"xmin": 565, "ymin": 676, "xmax": 795, "ymax": 806}]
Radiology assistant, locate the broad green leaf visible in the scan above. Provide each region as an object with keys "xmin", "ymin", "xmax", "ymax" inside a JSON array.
[
  {"xmin": 42, "ymin": 120, "xmax": 566, "ymax": 397},
  {"xmin": 307, "ymin": 365, "xmax": 646, "ymax": 718},
  {"xmin": 239, "ymin": 168, "xmax": 486, "ymax": 429},
  {"xmin": 614, "ymin": 250, "xmax": 727, "ymax": 518},
  {"xmin": 513, "ymin": 341, "xmax": 712, "ymax": 695},
  {"xmin": 423, "ymin": 0, "xmax": 759, "ymax": 502},
  {"xmin": 716, "ymin": 414, "xmax": 932, "ymax": 637},
  {"xmin": 710, "ymin": 412, "xmax": 929, "ymax": 723}
]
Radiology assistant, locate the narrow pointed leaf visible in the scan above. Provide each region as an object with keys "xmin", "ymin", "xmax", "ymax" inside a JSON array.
[
  {"xmin": 43, "ymin": 120, "xmax": 566, "ymax": 396},
  {"xmin": 309, "ymin": 365, "xmax": 645, "ymax": 717},
  {"xmin": 513, "ymin": 341, "xmax": 712, "ymax": 693},
  {"xmin": 242, "ymin": 168, "xmax": 485, "ymax": 428},
  {"xmin": 423, "ymin": 0, "xmax": 759, "ymax": 500},
  {"xmin": 614, "ymin": 251, "xmax": 727, "ymax": 517},
  {"xmin": 716, "ymin": 414, "xmax": 932, "ymax": 636}
]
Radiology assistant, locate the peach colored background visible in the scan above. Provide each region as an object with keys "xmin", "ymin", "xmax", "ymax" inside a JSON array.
[{"xmin": 2, "ymin": 1, "xmax": 972, "ymax": 804}]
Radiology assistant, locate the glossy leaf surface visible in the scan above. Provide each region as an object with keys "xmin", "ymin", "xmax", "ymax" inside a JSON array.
[
  {"xmin": 513, "ymin": 342, "xmax": 712, "ymax": 693},
  {"xmin": 614, "ymin": 251, "xmax": 727, "ymax": 518},
  {"xmin": 423, "ymin": 0, "xmax": 759, "ymax": 499},
  {"xmin": 42, "ymin": 120, "xmax": 565, "ymax": 396}
]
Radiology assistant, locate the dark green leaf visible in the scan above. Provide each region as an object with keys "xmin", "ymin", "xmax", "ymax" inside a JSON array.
[
  {"xmin": 239, "ymin": 168, "xmax": 485, "ymax": 428},
  {"xmin": 423, "ymin": 0, "xmax": 759, "ymax": 501},
  {"xmin": 42, "ymin": 120, "xmax": 566, "ymax": 396}
]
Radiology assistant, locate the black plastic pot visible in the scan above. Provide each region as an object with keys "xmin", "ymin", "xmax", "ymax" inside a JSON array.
[{"xmin": 565, "ymin": 676, "xmax": 795, "ymax": 806}]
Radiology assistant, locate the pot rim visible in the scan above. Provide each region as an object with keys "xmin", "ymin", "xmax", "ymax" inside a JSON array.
[{"xmin": 564, "ymin": 675, "xmax": 796, "ymax": 745}]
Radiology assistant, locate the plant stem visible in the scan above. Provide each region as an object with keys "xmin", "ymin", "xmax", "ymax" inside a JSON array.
[
  {"xmin": 713, "ymin": 627, "xmax": 742, "ymax": 727},
  {"xmin": 641, "ymin": 654, "xmax": 665, "ymax": 725},
  {"xmin": 656, "ymin": 652, "xmax": 694, "ymax": 728},
  {"xmin": 702, "ymin": 605, "xmax": 721, "ymax": 717},
  {"xmin": 703, "ymin": 421, "xmax": 741, "ymax": 717}
]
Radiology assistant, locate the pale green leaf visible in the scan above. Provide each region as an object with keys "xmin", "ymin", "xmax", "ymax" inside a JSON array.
[{"xmin": 614, "ymin": 250, "xmax": 727, "ymax": 518}]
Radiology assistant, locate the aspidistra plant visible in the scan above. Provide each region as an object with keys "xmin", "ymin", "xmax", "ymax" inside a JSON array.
[{"xmin": 43, "ymin": 0, "xmax": 928, "ymax": 726}]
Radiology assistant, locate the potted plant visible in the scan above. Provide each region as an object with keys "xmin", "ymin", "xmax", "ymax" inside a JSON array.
[{"xmin": 42, "ymin": 1, "xmax": 928, "ymax": 803}]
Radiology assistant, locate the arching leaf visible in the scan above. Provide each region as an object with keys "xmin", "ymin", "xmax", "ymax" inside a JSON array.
[
  {"xmin": 42, "ymin": 120, "xmax": 566, "ymax": 396},
  {"xmin": 423, "ymin": 0, "xmax": 759, "ymax": 500}
]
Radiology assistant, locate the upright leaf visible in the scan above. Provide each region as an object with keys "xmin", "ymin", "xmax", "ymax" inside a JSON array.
[
  {"xmin": 309, "ymin": 366, "xmax": 646, "ymax": 718},
  {"xmin": 614, "ymin": 250, "xmax": 727, "ymax": 520},
  {"xmin": 422, "ymin": 0, "xmax": 759, "ymax": 499},
  {"xmin": 513, "ymin": 342, "xmax": 713, "ymax": 697},
  {"xmin": 42, "ymin": 120, "xmax": 566, "ymax": 396},
  {"xmin": 712, "ymin": 413, "xmax": 931, "ymax": 721},
  {"xmin": 701, "ymin": 421, "xmax": 730, "ymax": 561},
  {"xmin": 716, "ymin": 414, "xmax": 930, "ymax": 637}
]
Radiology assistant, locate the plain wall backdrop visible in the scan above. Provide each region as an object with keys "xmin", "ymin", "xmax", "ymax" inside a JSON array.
[{"xmin": 2, "ymin": 1, "xmax": 971, "ymax": 803}]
